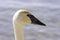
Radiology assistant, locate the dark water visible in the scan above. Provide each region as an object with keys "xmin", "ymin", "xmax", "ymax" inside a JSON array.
[{"xmin": 0, "ymin": 0, "xmax": 60, "ymax": 40}]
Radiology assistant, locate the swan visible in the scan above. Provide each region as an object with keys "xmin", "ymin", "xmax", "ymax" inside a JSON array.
[{"xmin": 13, "ymin": 9, "xmax": 46, "ymax": 40}]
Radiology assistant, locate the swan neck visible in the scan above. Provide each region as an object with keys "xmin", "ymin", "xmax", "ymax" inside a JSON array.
[{"xmin": 13, "ymin": 23, "xmax": 24, "ymax": 40}]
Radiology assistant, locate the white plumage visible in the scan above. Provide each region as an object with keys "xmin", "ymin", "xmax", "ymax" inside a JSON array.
[{"xmin": 13, "ymin": 9, "xmax": 46, "ymax": 40}]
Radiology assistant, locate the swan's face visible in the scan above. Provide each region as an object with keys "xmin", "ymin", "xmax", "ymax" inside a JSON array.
[
  {"xmin": 13, "ymin": 10, "xmax": 31, "ymax": 25},
  {"xmin": 19, "ymin": 10, "xmax": 31, "ymax": 25},
  {"xmin": 13, "ymin": 9, "xmax": 46, "ymax": 26}
]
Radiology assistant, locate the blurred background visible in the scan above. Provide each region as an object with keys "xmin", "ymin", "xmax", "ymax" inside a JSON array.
[{"xmin": 0, "ymin": 0, "xmax": 60, "ymax": 40}]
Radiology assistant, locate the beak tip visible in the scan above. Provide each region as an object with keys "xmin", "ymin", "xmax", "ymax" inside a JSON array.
[
  {"xmin": 38, "ymin": 24, "xmax": 46, "ymax": 26},
  {"xmin": 32, "ymin": 23, "xmax": 46, "ymax": 26},
  {"xmin": 43, "ymin": 24, "xmax": 46, "ymax": 26}
]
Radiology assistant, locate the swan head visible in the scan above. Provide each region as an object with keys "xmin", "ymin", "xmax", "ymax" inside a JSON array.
[{"xmin": 13, "ymin": 9, "xmax": 46, "ymax": 26}]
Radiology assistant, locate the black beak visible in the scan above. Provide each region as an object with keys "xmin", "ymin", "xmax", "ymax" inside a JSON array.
[{"xmin": 27, "ymin": 14, "xmax": 46, "ymax": 26}]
